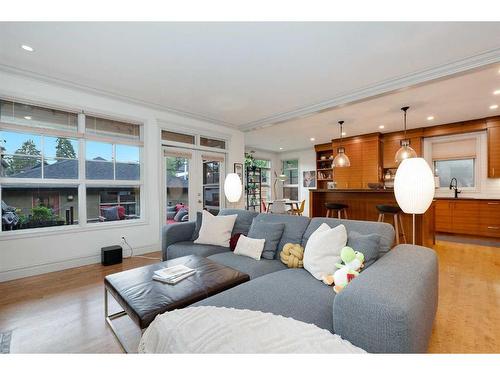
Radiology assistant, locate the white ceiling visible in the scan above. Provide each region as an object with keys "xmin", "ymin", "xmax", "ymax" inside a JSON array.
[
  {"xmin": 0, "ymin": 22, "xmax": 500, "ymax": 131},
  {"xmin": 245, "ymin": 64, "xmax": 500, "ymax": 151}
]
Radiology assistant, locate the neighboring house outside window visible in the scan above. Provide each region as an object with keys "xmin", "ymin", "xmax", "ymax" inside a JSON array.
[
  {"xmin": 0, "ymin": 99, "xmax": 143, "ymax": 233},
  {"xmin": 282, "ymin": 159, "xmax": 299, "ymax": 200}
]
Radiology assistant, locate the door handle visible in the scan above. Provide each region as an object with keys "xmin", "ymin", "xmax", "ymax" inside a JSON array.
[
  {"xmin": 487, "ymin": 202, "xmax": 499, "ymax": 205},
  {"xmin": 487, "ymin": 226, "xmax": 499, "ymax": 230}
]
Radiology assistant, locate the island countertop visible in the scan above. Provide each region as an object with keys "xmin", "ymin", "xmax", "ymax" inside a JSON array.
[
  {"xmin": 311, "ymin": 188, "xmax": 394, "ymax": 193},
  {"xmin": 309, "ymin": 189, "xmax": 435, "ymax": 247}
]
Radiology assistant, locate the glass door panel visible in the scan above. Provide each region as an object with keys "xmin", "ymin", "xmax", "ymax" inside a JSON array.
[
  {"xmin": 202, "ymin": 154, "xmax": 224, "ymax": 215},
  {"xmin": 165, "ymin": 149, "xmax": 192, "ymax": 225}
]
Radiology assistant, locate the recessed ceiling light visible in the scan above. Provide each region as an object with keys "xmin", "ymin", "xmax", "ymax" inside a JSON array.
[
  {"xmin": 378, "ymin": 125, "xmax": 385, "ymax": 129},
  {"xmin": 341, "ymin": 132, "xmax": 346, "ymax": 136},
  {"xmin": 279, "ymin": 147, "xmax": 283, "ymax": 150},
  {"xmin": 427, "ymin": 116, "xmax": 435, "ymax": 121},
  {"xmin": 310, "ymin": 137, "xmax": 315, "ymax": 142},
  {"xmin": 21, "ymin": 44, "xmax": 34, "ymax": 52},
  {"xmin": 494, "ymin": 89, "xmax": 500, "ymax": 95},
  {"xmin": 490, "ymin": 104, "xmax": 499, "ymax": 110},
  {"xmin": 24, "ymin": 116, "xmax": 32, "ymax": 120}
]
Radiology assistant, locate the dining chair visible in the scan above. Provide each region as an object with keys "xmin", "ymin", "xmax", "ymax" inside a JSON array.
[
  {"xmin": 269, "ymin": 199, "xmax": 287, "ymax": 214},
  {"xmin": 289, "ymin": 200, "xmax": 305, "ymax": 216}
]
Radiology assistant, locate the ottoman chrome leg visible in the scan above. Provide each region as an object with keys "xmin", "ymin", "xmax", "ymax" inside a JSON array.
[{"xmin": 104, "ymin": 287, "xmax": 129, "ymax": 353}]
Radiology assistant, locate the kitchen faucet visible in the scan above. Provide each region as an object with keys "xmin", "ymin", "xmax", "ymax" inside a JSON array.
[{"xmin": 449, "ymin": 177, "xmax": 461, "ymax": 199}]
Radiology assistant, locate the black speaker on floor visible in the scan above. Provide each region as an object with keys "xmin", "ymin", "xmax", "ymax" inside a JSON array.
[{"xmin": 101, "ymin": 245, "xmax": 123, "ymax": 266}]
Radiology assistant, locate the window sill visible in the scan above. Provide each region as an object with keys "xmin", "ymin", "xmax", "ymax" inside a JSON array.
[{"xmin": 0, "ymin": 218, "xmax": 148, "ymax": 241}]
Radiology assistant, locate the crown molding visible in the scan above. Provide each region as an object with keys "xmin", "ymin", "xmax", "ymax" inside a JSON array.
[
  {"xmin": 0, "ymin": 63, "xmax": 238, "ymax": 130},
  {"xmin": 240, "ymin": 47, "xmax": 500, "ymax": 132}
]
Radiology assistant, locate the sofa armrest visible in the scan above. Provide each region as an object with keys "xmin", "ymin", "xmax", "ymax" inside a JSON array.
[
  {"xmin": 161, "ymin": 222, "xmax": 196, "ymax": 260},
  {"xmin": 332, "ymin": 244, "xmax": 438, "ymax": 353}
]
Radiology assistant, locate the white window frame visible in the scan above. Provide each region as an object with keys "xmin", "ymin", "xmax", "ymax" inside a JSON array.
[
  {"xmin": 0, "ymin": 100, "xmax": 145, "ymax": 239},
  {"xmin": 423, "ymin": 132, "xmax": 482, "ymax": 194},
  {"xmin": 158, "ymin": 122, "xmax": 230, "ymax": 229},
  {"xmin": 282, "ymin": 159, "xmax": 299, "ymax": 199}
]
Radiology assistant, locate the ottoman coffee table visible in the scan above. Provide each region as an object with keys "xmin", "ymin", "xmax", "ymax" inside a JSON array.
[{"xmin": 104, "ymin": 255, "xmax": 249, "ymax": 352}]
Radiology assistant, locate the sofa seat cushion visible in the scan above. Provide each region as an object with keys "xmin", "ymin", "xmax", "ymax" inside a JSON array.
[
  {"xmin": 166, "ymin": 241, "xmax": 230, "ymax": 260},
  {"xmin": 207, "ymin": 252, "xmax": 287, "ymax": 279},
  {"xmin": 193, "ymin": 268, "xmax": 336, "ymax": 332}
]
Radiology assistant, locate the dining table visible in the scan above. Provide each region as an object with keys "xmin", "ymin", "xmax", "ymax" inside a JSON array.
[{"xmin": 265, "ymin": 199, "xmax": 301, "ymax": 213}]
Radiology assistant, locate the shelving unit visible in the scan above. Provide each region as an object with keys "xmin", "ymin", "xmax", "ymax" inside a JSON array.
[
  {"xmin": 245, "ymin": 166, "xmax": 262, "ymax": 212},
  {"xmin": 315, "ymin": 144, "xmax": 334, "ymax": 189}
]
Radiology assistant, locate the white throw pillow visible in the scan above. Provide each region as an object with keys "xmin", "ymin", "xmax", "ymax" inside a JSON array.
[
  {"xmin": 194, "ymin": 210, "xmax": 237, "ymax": 247},
  {"xmin": 303, "ymin": 223, "xmax": 347, "ymax": 280},
  {"xmin": 233, "ymin": 235, "xmax": 265, "ymax": 260}
]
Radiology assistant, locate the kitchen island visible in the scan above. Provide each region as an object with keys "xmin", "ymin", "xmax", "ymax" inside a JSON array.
[{"xmin": 309, "ymin": 189, "xmax": 435, "ymax": 247}]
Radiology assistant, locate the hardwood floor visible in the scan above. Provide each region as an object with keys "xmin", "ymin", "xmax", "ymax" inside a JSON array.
[
  {"xmin": 0, "ymin": 242, "xmax": 498, "ymax": 353},
  {"xmin": 0, "ymin": 253, "xmax": 161, "ymax": 353},
  {"xmin": 428, "ymin": 240, "xmax": 500, "ymax": 353}
]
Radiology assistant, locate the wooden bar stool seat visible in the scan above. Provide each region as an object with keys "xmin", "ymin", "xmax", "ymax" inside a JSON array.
[
  {"xmin": 325, "ymin": 203, "xmax": 349, "ymax": 219},
  {"xmin": 376, "ymin": 204, "xmax": 406, "ymax": 244}
]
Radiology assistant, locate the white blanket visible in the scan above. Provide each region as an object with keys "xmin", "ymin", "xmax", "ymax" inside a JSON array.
[{"xmin": 139, "ymin": 306, "xmax": 365, "ymax": 354}]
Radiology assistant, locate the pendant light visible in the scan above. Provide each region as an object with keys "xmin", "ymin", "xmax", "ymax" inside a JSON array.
[
  {"xmin": 333, "ymin": 120, "xmax": 351, "ymax": 167},
  {"xmin": 395, "ymin": 106, "xmax": 417, "ymax": 165}
]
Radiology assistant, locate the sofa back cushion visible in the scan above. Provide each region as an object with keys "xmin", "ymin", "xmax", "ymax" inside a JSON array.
[
  {"xmin": 253, "ymin": 213, "xmax": 310, "ymax": 258},
  {"xmin": 219, "ymin": 209, "xmax": 259, "ymax": 236},
  {"xmin": 248, "ymin": 221, "xmax": 285, "ymax": 260},
  {"xmin": 302, "ymin": 218, "xmax": 394, "ymax": 258},
  {"xmin": 193, "ymin": 209, "xmax": 259, "ymax": 241}
]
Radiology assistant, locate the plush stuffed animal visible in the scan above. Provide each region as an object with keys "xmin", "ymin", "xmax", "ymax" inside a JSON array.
[
  {"xmin": 280, "ymin": 243, "xmax": 304, "ymax": 268},
  {"xmin": 322, "ymin": 246, "xmax": 365, "ymax": 293}
]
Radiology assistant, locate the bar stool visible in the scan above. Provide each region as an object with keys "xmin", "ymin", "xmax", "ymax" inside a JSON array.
[
  {"xmin": 376, "ymin": 204, "xmax": 406, "ymax": 244},
  {"xmin": 325, "ymin": 203, "xmax": 349, "ymax": 219}
]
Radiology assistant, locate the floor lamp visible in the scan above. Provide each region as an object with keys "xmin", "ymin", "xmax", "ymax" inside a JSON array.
[
  {"xmin": 224, "ymin": 173, "xmax": 243, "ymax": 208},
  {"xmin": 394, "ymin": 158, "xmax": 435, "ymax": 245}
]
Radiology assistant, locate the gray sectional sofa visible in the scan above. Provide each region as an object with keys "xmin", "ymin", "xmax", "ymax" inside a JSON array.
[{"xmin": 162, "ymin": 209, "xmax": 438, "ymax": 353}]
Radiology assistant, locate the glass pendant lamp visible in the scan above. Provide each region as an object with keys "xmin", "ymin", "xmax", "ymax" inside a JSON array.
[
  {"xmin": 333, "ymin": 120, "xmax": 351, "ymax": 167},
  {"xmin": 395, "ymin": 106, "xmax": 417, "ymax": 164}
]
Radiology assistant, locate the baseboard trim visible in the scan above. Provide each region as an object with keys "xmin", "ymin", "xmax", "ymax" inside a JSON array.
[{"xmin": 0, "ymin": 244, "xmax": 159, "ymax": 282}]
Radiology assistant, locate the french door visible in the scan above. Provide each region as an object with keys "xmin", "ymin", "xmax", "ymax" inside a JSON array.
[{"xmin": 164, "ymin": 147, "xmax": 225, "ymax": 224}]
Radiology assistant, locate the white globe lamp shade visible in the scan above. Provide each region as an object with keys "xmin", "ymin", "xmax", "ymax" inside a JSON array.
[
  {"xmin": 224, "ymin": 173, "xmax": 242, "ymax": 203},
  {"xmin": 394, "ymin": 158, "xmax": 435, "ymax": 214}
]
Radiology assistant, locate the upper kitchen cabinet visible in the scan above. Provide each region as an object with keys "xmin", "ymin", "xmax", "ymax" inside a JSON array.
[
  {"xmin": 487, "ymin": 119, "xmax": 500, "ymax": 178},
  {"xmin": 382, "ymin": 129, "xmax": 423, "ymax": 169},
  {"xmin": 332, "ymin": 133, "xmax": 382, "ymax": 189}
]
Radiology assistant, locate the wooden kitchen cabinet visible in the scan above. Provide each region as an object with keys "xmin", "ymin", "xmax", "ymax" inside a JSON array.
[
  {"xmin": 435, "ymin": 200, "xmax": 453, "ymax": 232},
  {"xmin": 478, "ymin": 201, "xmax": 500, "ymax": 238},
  {"xmin": 382, "ymin": 130, "xmax": 423, "ymax": 169},
  {"xmin": 332, "ymin": 134, "xmax": 381, "ymax": 189},
  {"xmin": 487, "ymin": 123, "xmax": 500, "ymax": 178},
  {"xmin": 435, "ymin": 199, "xmax": 500, "ymax": 238}
]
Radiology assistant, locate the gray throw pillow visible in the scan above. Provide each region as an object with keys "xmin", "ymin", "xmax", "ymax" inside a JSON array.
[
  {"xmin": 248, "ymin": 221, "xmax": 285, "ymax": 260},
  {"xmin": 347, "ymin": 231, "xmax": 381, "ymax": 269}
]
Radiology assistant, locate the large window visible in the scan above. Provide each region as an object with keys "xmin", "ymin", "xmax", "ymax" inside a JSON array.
[
  {"xmin": 282, "ymin": 159, "xmax": 299, "ymax": 200},
  {"xmin": 0, "ymin": 99, "xmax": 143, "ymax": 233},
  {"xmin": 434, "ymin": 159, "xmax": 475, "ymax": 188},
  {"xmin": 428, "ymin": 135, "xmax": 478, "ymax": 190},
  {"xmin": 0, "ymin": 131, "xmax": 79, "ymax": 179}
]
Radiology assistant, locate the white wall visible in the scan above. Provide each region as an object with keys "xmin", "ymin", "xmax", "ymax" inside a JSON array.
[
  {"xmin": 424, "ymin": 131, "xmax": 500, "ymax": 199},
  {"xmin": 278, "ymin": 148, "xmax": 317, "ymax": 216},
  {"xmin": 0, "ymin": 70, "xmax": 245, "ymax": 281}
]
